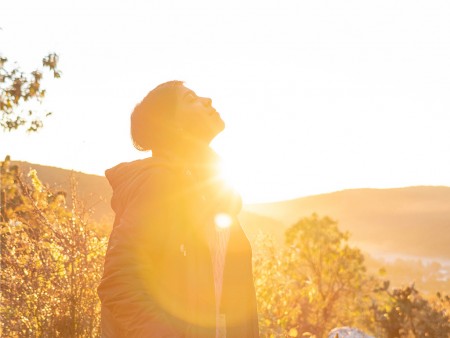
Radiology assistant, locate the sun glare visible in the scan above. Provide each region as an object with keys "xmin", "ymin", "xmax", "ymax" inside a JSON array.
[
  {"xmin": 218, "ymin": 155, "xmax": 273, "ymax": 203},
  {"xmin": 217, "ymin": 148, "xmax": 265, "ymax": 204},
  {"xmin": 214, "ymin": 213, "xmax": 233, "ymax": 229}
]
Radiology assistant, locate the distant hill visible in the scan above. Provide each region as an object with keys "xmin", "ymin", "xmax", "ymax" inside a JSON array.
[
  {"xmin": 245, "ymin": 187, "xmax": 450, "ymax": 260},
  {"xmin": 238, "ymin": 210, "xmax": 285, "ymax": 244},
  {"xmin": 12, "ymin": 161, "xmax": 113, "ymax": 223},
  {"xmin": 11, "ymin": 161, "xmax": 450, "ymax": 261}
]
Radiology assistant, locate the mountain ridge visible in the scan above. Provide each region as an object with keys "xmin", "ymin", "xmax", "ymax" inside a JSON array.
[
  {"xmin": 245, "ymin": 185, "xmax": 450, "ymax": 260},
  {"xmin": 10, "ymin": 160, "xmax": 450, "ymax": 261}
]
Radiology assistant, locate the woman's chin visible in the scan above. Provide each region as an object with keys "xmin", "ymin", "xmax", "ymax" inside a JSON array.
[{"xmin": 211, "ymin": 121, "xmax": 225, "ymax": 141}]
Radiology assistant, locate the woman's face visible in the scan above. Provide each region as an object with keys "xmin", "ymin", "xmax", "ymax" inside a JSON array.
[{"xmin": 174, "ymin": 86, "xmax": 225, "ymax": 144}]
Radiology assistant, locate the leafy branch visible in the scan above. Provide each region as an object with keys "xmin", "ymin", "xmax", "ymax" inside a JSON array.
[{"xmin": 0, "ymin": 53, "xmax": 61, "ymax": 132}]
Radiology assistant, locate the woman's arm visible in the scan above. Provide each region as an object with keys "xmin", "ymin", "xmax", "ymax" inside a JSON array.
[{"xmin": 98, "ymin": 171, "xmax": 183, "ymax": 337}]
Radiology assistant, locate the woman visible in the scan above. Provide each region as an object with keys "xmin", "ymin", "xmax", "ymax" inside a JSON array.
[{"xmin": 97, "ymin": 81, "xmax": 259, "ymax": 337}]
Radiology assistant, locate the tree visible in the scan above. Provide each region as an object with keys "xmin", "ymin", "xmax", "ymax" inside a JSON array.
[
  {"xmin": 253, "ymin": 213, "xmax": 374, "ymax": 338},
  {"xmin": 253, "ymin": 233, "xmax": 300, "ymax": 337},
  {"xmin": 284, "ymin": 213, "xmax": 372, "ymax": 337},
  {"xmin": 0, "ymin": 157, "xmax": 106, "ymax": 336},
  {"xmin": 0, "ymin": 52, "xmax": 61, "ymax": 132}
]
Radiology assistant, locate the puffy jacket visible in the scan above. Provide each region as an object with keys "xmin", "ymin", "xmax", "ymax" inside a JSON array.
[{"xmin": 97, "ymin": 155, "xmax": 259, "ymax": 337}]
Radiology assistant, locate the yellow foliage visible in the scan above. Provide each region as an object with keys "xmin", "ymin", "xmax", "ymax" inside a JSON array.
[
  {"xmin": 1, "ymin": 160, "xmax": 107, "ymax": 336},
  {"xmin": 289, "ymin": 327, "xmax": 298, "ymax": 337}
]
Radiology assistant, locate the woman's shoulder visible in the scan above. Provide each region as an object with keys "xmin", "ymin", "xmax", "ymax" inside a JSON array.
[
  {"xmin": 106, "ymin": 157, "xmax": 187, "ymax": 210},
  {"xmin": 106, "ymin": 157, "xmax": 180, "ymax": 186}
]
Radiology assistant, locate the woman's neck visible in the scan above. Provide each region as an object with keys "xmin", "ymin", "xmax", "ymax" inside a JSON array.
[{"xmin": 153, "ymin": 140, "xmax": 219, "ymax": 173}]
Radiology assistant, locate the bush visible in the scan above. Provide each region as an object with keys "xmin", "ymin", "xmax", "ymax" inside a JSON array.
[{"xmin": 0, "ymin": 157, "xmax": 107, "ymax": 337}]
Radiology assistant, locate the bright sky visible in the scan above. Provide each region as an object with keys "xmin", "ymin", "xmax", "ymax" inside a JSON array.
[{"xmin": 1, "ymin": 0, "xmax": 449, "ymax": 203}]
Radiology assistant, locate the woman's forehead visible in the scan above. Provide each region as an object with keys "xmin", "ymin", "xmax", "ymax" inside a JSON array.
[
  {"xmin": 174, "ymin": 86, "xmax": 200, "ymax": 103},
  {"xmin": 178, "ymin": 85, "xmax": 196, "ymax": 97}
]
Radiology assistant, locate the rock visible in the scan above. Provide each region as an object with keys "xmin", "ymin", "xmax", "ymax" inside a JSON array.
[{"xmin": 328, "ymin": 327, "xmax": 375, "ymax": 338}]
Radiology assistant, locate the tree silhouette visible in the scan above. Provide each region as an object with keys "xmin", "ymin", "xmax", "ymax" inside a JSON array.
[
  {"xmin": 0, "ymin": 52, "xmax": 61, "ymax": 132},
  {"xmin": 372, "ymin": 282, "xmax": 450, "ymax": 338}
]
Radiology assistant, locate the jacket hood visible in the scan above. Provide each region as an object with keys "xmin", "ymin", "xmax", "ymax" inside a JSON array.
[
  {"xmin": 105, "ymin": 157, "xmax": 170, "ymax": 215},
  {"xmin": 106, "ymin": 157, "xmax": 155, "ymax": 191}
]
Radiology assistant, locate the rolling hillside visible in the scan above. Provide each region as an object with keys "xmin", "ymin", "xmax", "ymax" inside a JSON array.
[
  {"xmin": 245, "ymin": 187, "xmax": 450, "ymax": 260},
  {"xmin": 11, "ymin": 160, "xmax": 450, "ymax": 261}
]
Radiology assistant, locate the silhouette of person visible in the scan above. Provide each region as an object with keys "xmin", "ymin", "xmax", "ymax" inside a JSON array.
[{"xmin": 98, "ymin": 81, "xmax": 259, "ymax": 337}]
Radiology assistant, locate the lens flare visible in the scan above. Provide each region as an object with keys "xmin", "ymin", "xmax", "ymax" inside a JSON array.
[{"xmin": 214, "ymin": 213, "xmax": 232, "ymax": 229}]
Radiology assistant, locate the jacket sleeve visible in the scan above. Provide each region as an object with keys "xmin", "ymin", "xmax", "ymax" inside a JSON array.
[{"xmin": 97, "ymin": 171, "xmax": 183, "ymax": 337}]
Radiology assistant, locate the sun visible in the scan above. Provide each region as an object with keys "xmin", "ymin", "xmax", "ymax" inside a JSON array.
[
  {"xmin": 212, "ymin": 126, "xmax": 321, "ymax": 204},
  {"xmin": 216, "ymin": 148, "xmax": 281, "ymax": 204}
]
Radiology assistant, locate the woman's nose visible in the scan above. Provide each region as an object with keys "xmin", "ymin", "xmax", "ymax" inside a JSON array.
[{"xmin": 202, "ymin": 97, "xmax": 212, "ymax": 107}]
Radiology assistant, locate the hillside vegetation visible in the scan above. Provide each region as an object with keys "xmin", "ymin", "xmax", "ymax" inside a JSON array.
[
  {"xmin": 14, "ymin": 161, "xmax": 450, "ymax": 260},
  {"xmin": 13, "ymin": 161, "xmax": 113, "ymax": 223},
  {"xmin": 2, "ymin": 158, "xmax": 449, "ymax": 337},
  {"xmin": 12, "ymin": 160, "xmax": 450, "ymax": 295}
]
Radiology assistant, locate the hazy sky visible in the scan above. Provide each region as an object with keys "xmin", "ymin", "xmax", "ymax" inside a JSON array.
[{"xmin": 1, "ymin": 0, "xmax": 449, "ymax": 203}]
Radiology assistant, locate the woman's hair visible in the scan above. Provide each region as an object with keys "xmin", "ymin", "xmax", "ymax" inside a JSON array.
[{"xmin": 131, "ymin": 80, "xmax": 184, "ymax": 151}]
